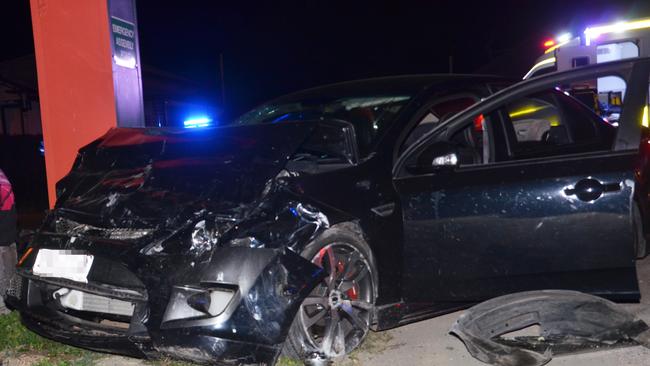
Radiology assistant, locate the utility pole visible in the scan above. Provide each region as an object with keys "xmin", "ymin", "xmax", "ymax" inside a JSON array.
[{"xmin": 449, "ymin": 55, "xmax": 454, "ymax": 74}]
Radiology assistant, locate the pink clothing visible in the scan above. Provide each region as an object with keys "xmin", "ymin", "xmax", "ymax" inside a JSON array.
[{"xmin": 0, "ymin": 170, "xmax": 14, "ymax": 211}]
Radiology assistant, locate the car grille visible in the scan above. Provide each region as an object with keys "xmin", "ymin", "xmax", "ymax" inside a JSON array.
[
  {"xmin": 54, "ymin": 288, "xmax": 135, "ymax": 316},
  {"xmin": 17, "ymin": 254, "xmax": 148, "ymax": 334},
  {"xmin": 55, "ymin": 218, "xmax": 152, "ymax": 240},
  {"xmin": 18, "ymin": 268, "xmax": 148, "ymax": 302},
  {"xmin": 21, "ymin": 273, "xmax": 146, "ymax": 332}
]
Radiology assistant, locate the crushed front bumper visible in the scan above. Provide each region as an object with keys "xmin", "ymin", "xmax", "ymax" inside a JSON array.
[
  {"xmin": 15, "ymin": 301, "xmax": 151, "ymax": 358},
  {"xmin": 8, "ymin": 297, "xmax": 280, "ymax": 364},
  {"xmin": 7, "ymin": 247, "xmax": 325, "ymax": 365},
  {"xmin": 4, "ymin": 273, "xmax": 154, "ymax": 359},
  {"xmin": 9, "ymin": 297, "xmax": 281, "ymax": 364}
]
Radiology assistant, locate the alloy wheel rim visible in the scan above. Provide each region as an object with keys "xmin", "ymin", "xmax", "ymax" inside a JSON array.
[{"xmin": 299, "ymin": 242, "xmax": 374, "ymax": 358}]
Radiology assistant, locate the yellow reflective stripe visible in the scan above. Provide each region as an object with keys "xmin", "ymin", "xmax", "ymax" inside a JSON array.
[{"xmin": 523, "ymin": 57, "xmax": 556, "ymax": 79}]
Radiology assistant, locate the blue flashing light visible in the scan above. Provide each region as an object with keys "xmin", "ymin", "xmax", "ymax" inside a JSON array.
[
  {"xmin": 271, "ymin": 113, "xmax": 292, "ymax": 123},
  {"xmin": 183, "ymin": 117, "xmax": 213, "ymax": 129}
]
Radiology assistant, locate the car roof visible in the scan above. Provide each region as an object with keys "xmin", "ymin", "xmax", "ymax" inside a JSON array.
[{"xmin": 269, "ymin": 74, "xmax": 514, "ymax": 103}]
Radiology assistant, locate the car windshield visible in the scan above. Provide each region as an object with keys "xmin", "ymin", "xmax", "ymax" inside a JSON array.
[{"xmin": 233, "ymin": 95, "xmax": 412, "ymax": 156}]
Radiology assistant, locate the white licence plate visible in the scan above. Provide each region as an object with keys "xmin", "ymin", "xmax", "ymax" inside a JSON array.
[{"xmin": 33, "ymin": 249, "xmax": 94, "ymax": 283}]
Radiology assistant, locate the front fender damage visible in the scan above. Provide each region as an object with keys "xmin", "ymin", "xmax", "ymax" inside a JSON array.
[
  {"xmin": 141, "ymin": 176, "xmax": 336, "ymax": 364},
  {"xmin": 153, "ymin": 248, "xmax": 327, "ymax": 365},
  {"xmin": 450, "ymin": 290, "xmax": 650, "ymax": 366},
  {"xmin": 19, "ymin": 126, "xmax": 357, "ymax": 364},
  {"xmin": 26, "ymin": 180, "xmax": 336, "ymax": 364}
]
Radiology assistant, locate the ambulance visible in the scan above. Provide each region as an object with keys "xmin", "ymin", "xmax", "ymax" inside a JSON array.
[
  {"xmin": 525, "ymin": 18, "xmax": 650, "ymax": 79},
  {"xmin": 524, "ymin": 17, "xmax": 650, "ymax": 125}
]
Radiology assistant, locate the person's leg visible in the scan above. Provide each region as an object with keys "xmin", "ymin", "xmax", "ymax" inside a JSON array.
[{"xmin": 0, "ymin": 243, "xmax": 17, "ymax": 315}]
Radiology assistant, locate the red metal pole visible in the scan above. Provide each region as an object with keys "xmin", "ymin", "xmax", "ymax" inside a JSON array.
[{"xmin": 30, "ymin": 0, "xmax": 119, "ymax": 208}]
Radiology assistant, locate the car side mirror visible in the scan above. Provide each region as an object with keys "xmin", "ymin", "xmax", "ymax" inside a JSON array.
[
  {"xmin": 407, "ymin": 142, "xmax": 459, "ymax": 174},
  {"xmin": 432, "ymin": 152, "xmax": 459, "ymax": 168}
]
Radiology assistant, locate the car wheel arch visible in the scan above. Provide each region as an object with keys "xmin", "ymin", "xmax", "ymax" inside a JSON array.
[{"xmin": 282, "ymin": 220, "xmax": 380, "ymax": 360}]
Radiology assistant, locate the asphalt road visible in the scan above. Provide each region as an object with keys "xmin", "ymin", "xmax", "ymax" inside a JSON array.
[{"xmin": 343, "ymin": 255, "xmax": 650, "ymax": 366}]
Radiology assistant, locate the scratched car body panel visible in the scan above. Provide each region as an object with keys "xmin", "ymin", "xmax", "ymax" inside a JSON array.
[{"xmin": 6, "ymin": 60, "xmax": 650, "ymax": 364}]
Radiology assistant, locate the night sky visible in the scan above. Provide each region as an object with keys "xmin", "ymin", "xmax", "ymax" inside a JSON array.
[{"xmin": 4, "ymin": 0, "xmax": 650, "ymax": 118}]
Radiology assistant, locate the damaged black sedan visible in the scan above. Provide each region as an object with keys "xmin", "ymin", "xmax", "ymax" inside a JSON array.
[
  {"xmin": 6, "ymin": 59, "xmax": 650, "ymax": 365},
  {"xmin": 7, "ymin": 75, "xmax": 509, "ymax": 364}
]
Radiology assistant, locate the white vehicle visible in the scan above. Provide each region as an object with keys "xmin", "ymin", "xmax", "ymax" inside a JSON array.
[
  {"xmin": 524, "ymin": 17, "xmax": 650, "ymax": 125},
  {"xmin": 525, "ymin": 18, "xmax": 650, "ymax": 79}
]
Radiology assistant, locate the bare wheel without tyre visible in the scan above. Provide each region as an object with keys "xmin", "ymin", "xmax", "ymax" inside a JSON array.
[{"xmin": 283, "ymin": 226, "xmax": 377, "ymax": 361}]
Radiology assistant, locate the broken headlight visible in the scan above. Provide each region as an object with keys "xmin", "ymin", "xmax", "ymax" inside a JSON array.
[
  {"xmin": 190, "ymin": 220, "xmax": 218, "ymax": 253},
  {"xmin": 162, "ymin": 285, "xmax": 236, "ymax": 323}
]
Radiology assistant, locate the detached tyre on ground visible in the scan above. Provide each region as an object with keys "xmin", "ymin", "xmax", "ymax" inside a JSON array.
[{"xmin": 283, "ymin": 224, "xmax": 378, "ymax": 361}]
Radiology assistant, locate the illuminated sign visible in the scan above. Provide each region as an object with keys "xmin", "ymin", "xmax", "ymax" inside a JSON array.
[{"xmin": 111, "ymin": 16, "xmax": 137, "ymax": 68}]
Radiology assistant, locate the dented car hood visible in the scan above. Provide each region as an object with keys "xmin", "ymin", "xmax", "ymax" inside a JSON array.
[{"xmin": 54, "ymin": 123, "xmax": 316, "ymax": 231}]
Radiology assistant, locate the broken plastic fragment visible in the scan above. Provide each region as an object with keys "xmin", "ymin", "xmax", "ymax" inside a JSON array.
[
  {"xmin": 450, "ymin": 290, "xmax": 650, "ymax": 366},
  {"xmin": 296, "ymin": 203, "xmax": 330, "ymax": 230},
  {"xmin": 190, "ymin": 220, "xmax": 218, "ymax": 254}
]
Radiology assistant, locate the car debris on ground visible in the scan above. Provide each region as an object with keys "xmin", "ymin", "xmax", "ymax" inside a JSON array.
[{"xmin": 451, "ymin": 290, "xmax": 650, "ymax": 366}]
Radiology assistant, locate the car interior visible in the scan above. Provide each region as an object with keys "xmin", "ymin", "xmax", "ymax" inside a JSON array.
[
  {"xmin": 402, "ymin": 77, "xmax": 625, "ymax": 173},
  {"xmin": 498, "ymin": 88, "xmax": 617, "ymax": 160},
  {"xmin": 402, "ymin": 96, "xmax": 478, "ymax": 150}
]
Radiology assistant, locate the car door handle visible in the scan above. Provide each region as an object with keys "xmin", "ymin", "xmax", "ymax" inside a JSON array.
[{"xmin": 564, "ymin": 178, "xmax": 621, "ymax": 202}]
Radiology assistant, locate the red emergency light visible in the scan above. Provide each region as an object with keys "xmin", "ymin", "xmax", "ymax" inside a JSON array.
[{"xmin": 543, "ymin": 39, "xmax": 556, "ymax": 48}]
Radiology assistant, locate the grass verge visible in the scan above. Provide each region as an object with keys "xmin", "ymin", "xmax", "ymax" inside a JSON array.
[
  {"xmin": 0, "ymin": 311, "xmax": 100, "ymax": 365},
  {"xmin": 0, "ymin": 311, "xmax": 392, "ymax": 365},
  {"xmin": 0, "ymin": 312, "xmax": 193, "ymax": 366}
]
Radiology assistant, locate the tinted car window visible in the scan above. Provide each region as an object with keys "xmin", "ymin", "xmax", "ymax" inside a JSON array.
[
  {"xmin": 233, "ymin": 96, "xmax": 411, "ymax": 157},
  {"xmin": 507, "ymin": 95, "xmax": 562, "ymax": 143},
  {"xmin": 500, "ymin": 89, "xmax": 616, "ymax": 160},
  {"xmin": 402, "ymin": 96, "xmax": 477, "ymax": 150},
  {"xmin": 450, "ymin": 119, "xmax": 487, "ymax": 165}
]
